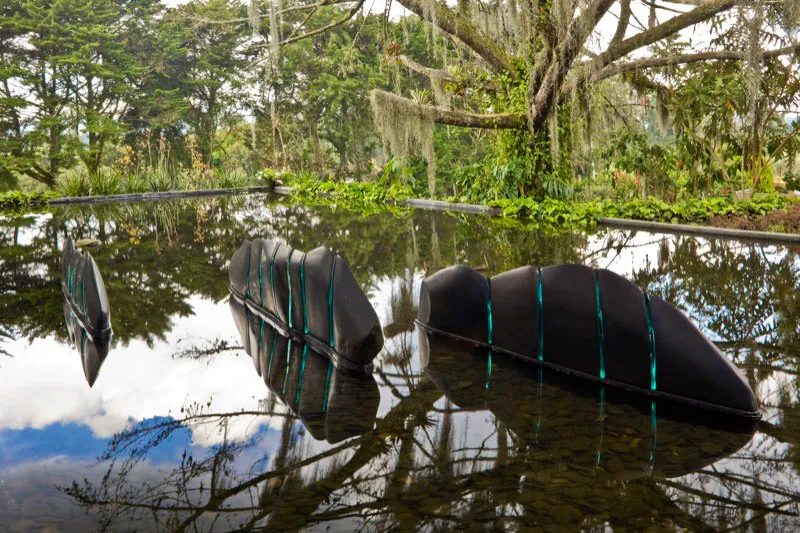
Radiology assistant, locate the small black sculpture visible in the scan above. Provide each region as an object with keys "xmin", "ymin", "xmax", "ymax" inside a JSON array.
[
  {"xmin": 229, "ymin": 239, "xmax": 383, "ymax": 371},
  {"xmin": 230, "ymin": 298, "xmax": 380, "ymax": 443},
  {"xmin": 417, "ymin": 264, "xmax": 759, "ymax": 419},
  {"xmin": 61, "ymin": 238, "xmax": 112, "ymax": 387}
]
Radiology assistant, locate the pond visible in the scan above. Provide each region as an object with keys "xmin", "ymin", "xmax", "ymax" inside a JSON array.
[{"xmin": 0, "ymin": 193, "xmax": 798, "ymax": 531}]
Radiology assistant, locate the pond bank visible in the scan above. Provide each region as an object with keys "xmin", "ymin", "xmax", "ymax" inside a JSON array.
[{"xmin": 2, "ymin": 185, "xmax": 798, "ymax": 244}]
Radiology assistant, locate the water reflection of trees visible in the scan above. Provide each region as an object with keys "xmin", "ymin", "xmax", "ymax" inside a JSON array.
[
  {"xmin": 3, "ymin": 197, "xmax": 800, "ymax": 528},
  {"xmin": 63, "ymin": 324, "xmax": 799, "ymax": 531},
  {"xmin": 0, "ymin": 195, "xmax": 590, "ymax": 346}
]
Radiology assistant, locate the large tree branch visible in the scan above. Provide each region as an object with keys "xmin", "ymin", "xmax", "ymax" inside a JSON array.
[
  {"xmin": 565, "ymin": 41, "xmax": 800, "ymax": 92},
  {"xmin": 394, "ymin": 54, "xmax": 458, "ymax": 84},
  {"xmin": 567, "ymin": 0, "xmax": 737, "ymax": 91},
  {"xmin": 529, "ymin": 0, "xmax": 616, "ymax": 128},
  {"xmin": 396, "ymin": 0, "xmax": 515, "ymax": 75},
  {"xmin": 611, "ymin": 0, "xmax": 632, "ymax": 46},
  {"xmin": 371, "ymin": 90, "xmax": 526, "ymax": 129}
]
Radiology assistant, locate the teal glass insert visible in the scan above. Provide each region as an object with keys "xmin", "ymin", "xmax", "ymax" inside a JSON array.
[
  {"xmin": 258, "ymin": 319, "xmax": 264, "ymax": 346},
  {"xmin": 269, "ymin": 244, "xmax": 279, "ymax": 318},
  {"xmin": 485, "ymin": 351, "xmax": 492, "ymax": 390},
  {"xmin": 322, "ymin": 360, "xmax": 333, "ymax": 412},
  {"xmin": 295, "ymin": 345, "xmax": 308, "ymax": 405},
  {"xmin": 257, "ymin": 242, "xmax": 264, "ymax": 305},
  {"xmin": 593, "ymin": 271, "xmax": 606, "ymax": 379},
  {"xmin": 536, "ymin": 269, "xmax": 544, "ymax": 361},
  {"xmin": 267, "ymin": 335, "xmax": 278, "ymax": 373},
  {"xmin": 644, "ymin": 293, "xmax": 657, "ymax": 391},
  {"xmin": 286, "ymin": 250, "xmax": 294, "ymax": 329},
  {"xmin": 328, "ymin": 258, "xmax": 337, "ymax": 348},
  {"xmin": 300, "ymin": 254, "xmax": 308, "ymax": 334},
  {"xmin": 596, "ymin": 386, "xmax": 606, "ymax": 466},
  {"xmin": 245, "ymin": 242, "xmax": 252, "ymax": 299},
  {"xmin": 486, "ymin": 277, "xmax": 493, "ymax": 345},
  {"xmin": 282, "ymin": 339, "xmax": 292, "ymax": 395},
  {"xmin": 649, "ymin": 400, "xmax": 657, "ymax": 465}
]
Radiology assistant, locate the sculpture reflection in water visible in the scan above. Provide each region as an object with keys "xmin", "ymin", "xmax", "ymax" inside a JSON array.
[
  {"xmin": 230, "ymin": 297, "xmax": 379, "ymax": 443},
  {"xmin": 60, "ymin": 324, "xmax": 760, "ymax": 530},
  {"xmin": 61, "ymin": 238, "xmax": 112, "ymax": 387},
  {"xmin": 420, "ymin": 329, "xmax": 758, "ymax": 482}
]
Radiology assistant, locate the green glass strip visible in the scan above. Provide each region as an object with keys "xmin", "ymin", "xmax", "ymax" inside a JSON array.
[
  {"xmin": 486, "ymin": 277, "xmax": 493, "ymax": 345},
  {"xmin": 328, "ymin": 257, "xmax": 337, "ymax": 348},
  {"xmin": 282, "ymin": 339, "xmax": 292, "ymax": 396},
  {"xmin": 322, "ymin": 360, "xmax": 333, "ymax": 412},
  {"xmin": 644, "ymin": 294, "xmax": 657, "ymax": 391},
  {"xmin": 267, "ymin": 334, "xmax": 278, "ymax": 373},
  {"xmin": 286, "ymin": 249, "xmax": 294, "ymax": 329},
  {"xmin": 82, "ymin": 272, "xmax": 87, "ymax": 316},
  {"xmin": 485, "ymin": 351, "xmax": 492, "ymax": 390},
  {"xmin": 300, "ymin": 254, "xmax": 308, "ymax": 334},
  {"xmin": 594, "ymin": 271, "xmax": 606, "ymax": 379},
  {"xmin": 596, "ymin": 386, "xmax": 606, "ymax": 466},
  {"xmin": 257, "ymin": 242, "xmax": 264, "ymax": 305},
  {"xmin": 295, "ymin": 345, "xmax": 308, "ymax": 405},
  {"xmin": 258, "ymin": 319, "xmax": 264, "ymax": 346},
  {"xmin": 269, "ymin": 244, "xmax": 279, "ymax": 318},
  {"xmin": 245, "ymin": 242, "xmax": 252, "ymax": 299},
  {"xmin": 68, "ymin": 264, "xmax": 73, "ymax": 295},
  {"xmin": 649, "ymin": 400, "xmax": 657, "ymax": 465},
  {"xmin": 535, "ymin": 368, "xmax": 543, "ymax": 434},
  {"xmin": 536, "ymin": 268, "xmax": 544, "ymax": 361}
]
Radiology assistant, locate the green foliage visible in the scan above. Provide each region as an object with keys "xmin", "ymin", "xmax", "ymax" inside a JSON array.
[
  {"xmin": 57, "ymin": 170, "xmax": 91, "ymax": 198},
  {"xmin": 490, "ymin": 194, "xmax": 797, "ymax": 231},
  {"xmin": 0, "ymin": 190, "xmax": 56, "ymax": 212},
  {"xmin": 281, "ymin": 173, "xmax": 413, "ymax": 215}
]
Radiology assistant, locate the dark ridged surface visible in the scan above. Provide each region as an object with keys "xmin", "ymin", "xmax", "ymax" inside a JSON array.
[
  {"xmin": 229, "ymin": 239, "xmax": 383, "ymax": 369},
  {"xmin": 417, "ymin": 263, "xmax": 760, "ymax": 418}
]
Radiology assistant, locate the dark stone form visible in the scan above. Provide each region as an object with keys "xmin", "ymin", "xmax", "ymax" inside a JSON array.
[
  {"xmin": 417, "ymin": 263, "xmax": 760, "ymax": 419},
  {"xmin": 230, "ymin": 298, "xmax": 379, "ymax": 443},
  {"xmin": 420, "ymin": 329, "xmax": 757, "ymax": 480},
  {"xmin": 229, "ymin": 239, "xmax": 383, "ymax": 370},
  {"xmin": 61, "ymin": 238, "xmax": 112, "ymax": 387}
]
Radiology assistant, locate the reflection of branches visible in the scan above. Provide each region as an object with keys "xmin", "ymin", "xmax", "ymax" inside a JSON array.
[
  {"xmin": 0, "ymin": 324, "xmax": 14, "ymax": 358},
  {"xmin": 172, "ymin": 338, "xmax": 243, "ymax": 361}
]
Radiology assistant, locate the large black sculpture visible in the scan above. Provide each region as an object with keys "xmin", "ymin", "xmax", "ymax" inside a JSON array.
[
  {"xmin": 229, "ymin": 239, "xmax": 383, "ymax": 371},
  {"xmin": 418, "ymin": 264, "xmax": 760, "ymax": 419},
  {"xmin": 61, "ymin": 238, "xmax": 112, "ymax": 387},
  {"xmin": 421, "ymin": 329, "xmax": 757, "ymax": 478},
  {"xmin": 230, "ymin": 298, "xmax": 380, "ymax": 443}
]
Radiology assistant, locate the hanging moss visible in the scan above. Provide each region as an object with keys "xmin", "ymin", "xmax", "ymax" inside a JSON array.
[{"xmin": 370, "ymin": 90, "xmax": 437, "ymax": 196}]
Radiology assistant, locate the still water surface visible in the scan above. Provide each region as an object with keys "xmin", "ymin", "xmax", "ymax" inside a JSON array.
[{"xmin": 0, "ymin": 194, "xmax": 798, "ymax": 531}]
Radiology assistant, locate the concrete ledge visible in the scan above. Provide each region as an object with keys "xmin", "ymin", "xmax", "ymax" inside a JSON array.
[
  {"xmin": 48, "ymin": 186, "xmax": 274, "ymax": 206},
  {"xmin": 402, "ymin": 198, "xmax": 500, "ymax": 214},
  {"xmin": 599, "ymin": 217, "xmax": 800, "ymax": 245}
]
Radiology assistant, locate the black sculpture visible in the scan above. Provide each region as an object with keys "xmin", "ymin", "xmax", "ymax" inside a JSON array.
[
  {"xmin": 229, "ymin": 239, "xmax": 383, "ymax": 371},
  {"xmin": 230, "ymin": 298, "xmax": 380, "ymax": 443},
  {"xmin": 61, "ymin": 238, "xmax": 112, "ymax": 387},
  {"xmin": 417, "ymin": 264, "xmax": 760, "ymax": 419},
  {"xmin": 421, "ymin": 329, "xmax": 757, "ymax": 478}
]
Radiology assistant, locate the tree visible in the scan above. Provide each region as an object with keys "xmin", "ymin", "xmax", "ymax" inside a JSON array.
[
  {"xmin": 169, "ymin": 0, "xmax": 250, "ymax": 168},
  {"xmin": 240, "ymin": 0, "xmax": 800, "ymax": 196},
  {"xmin": 0, "ymin": 0, "xmax": 166, "ymax": 187}
]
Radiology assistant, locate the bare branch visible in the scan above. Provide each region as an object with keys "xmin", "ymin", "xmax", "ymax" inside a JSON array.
[
  {"xmin": 569, "ymin": 0, "xmax": 737, "ymax": 91},
  {"xmin": 579, "ymin": 41, "xmax": 800, "ymax": 88},
  {"xmin": 371, "ymin": 90, "xmax": 526, "ymax": 129}
]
